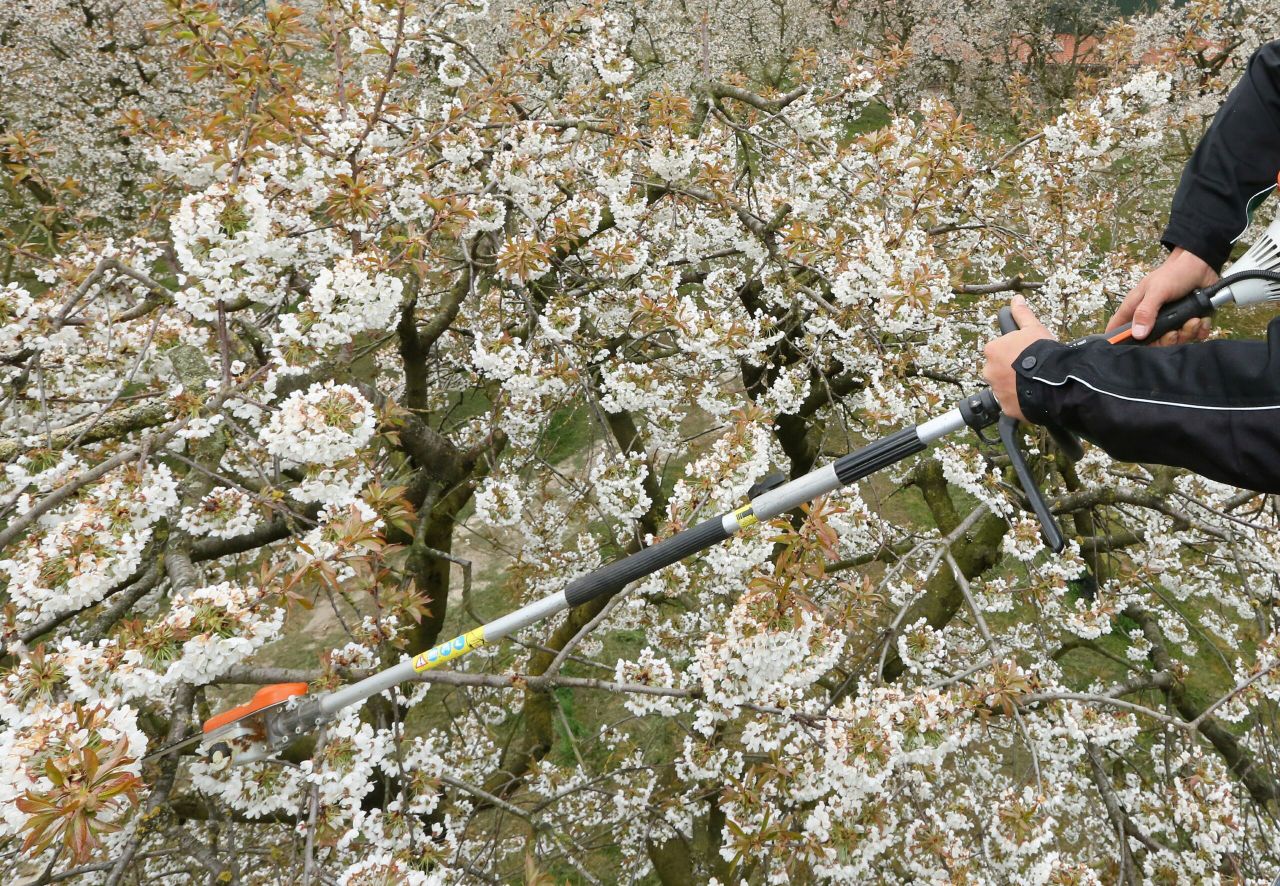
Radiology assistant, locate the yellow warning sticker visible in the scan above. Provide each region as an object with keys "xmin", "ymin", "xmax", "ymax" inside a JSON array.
[{"xmin": 412, "ymin": 627, "xmax": 486, "ymax": 672}]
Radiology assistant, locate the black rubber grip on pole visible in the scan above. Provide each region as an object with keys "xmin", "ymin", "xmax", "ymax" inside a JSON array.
[
  {"xmin": 563, "ymin": 516, "xmax": 731, "ymax": 607},
  {"xmin": 1146, "ymin": 289, "xmax": 1214, "ymax": 341},
  {"xmin": 833, "ymin": 427, "xmax": 925, "ymax": 486},
  {"xmin": 997, "ymin": 307, "xmax": 1084, "ymax": 462},
  {"xmin": 1069, "ymin": 289, "xmax": 1217, "ymax": 347}
]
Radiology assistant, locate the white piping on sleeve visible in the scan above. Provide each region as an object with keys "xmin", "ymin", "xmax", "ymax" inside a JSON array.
[
  {"xmin": 1232, "ymin": 182, "xmax": 1278, "ymax": 243},
  {"xmin": 1032, "ymin": 373, "xmax": 1280, "ymax": 411}
]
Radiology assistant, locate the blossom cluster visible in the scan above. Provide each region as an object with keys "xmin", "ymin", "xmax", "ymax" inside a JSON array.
[
  {"xmin": 115, "ymin": 582, "xmax": 284, "ymax": 695},
  {"xmin": 0, "ymin": 466, "xmax": 178, "ymax": 625},
  {"xmin": 260, "ymin": 382, "xmax": 377, "ymax": 468}
]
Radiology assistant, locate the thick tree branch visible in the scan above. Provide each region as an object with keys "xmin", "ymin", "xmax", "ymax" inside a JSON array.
[
  {"xmin": 950, "ymin": 276, "xmax": 1045, "ymax": 295},
  {"xmin": 705, "ymin": 82, "xmax": 807, "ymax": 114},
  {"xmin": 1127, "ymin": 604, "xmax": 1280, "ymax": 803},
  {"xmin": 0, "ymin": 399, "xmax": 170, "ymax": 463}
]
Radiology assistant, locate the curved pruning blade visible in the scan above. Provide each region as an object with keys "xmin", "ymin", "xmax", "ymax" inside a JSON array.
[{"xmin": 141, "ymin": 731, "xmax": 204, "ymax": 763}]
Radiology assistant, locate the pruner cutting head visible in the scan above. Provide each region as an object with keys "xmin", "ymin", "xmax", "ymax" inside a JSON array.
[
  {"xmin": 142, "ymin": 682, "xmax": 326, "ymax": 767},
  {"xmin": 199, "ymin": 682, "xmax": 311, "ymax": 767}
]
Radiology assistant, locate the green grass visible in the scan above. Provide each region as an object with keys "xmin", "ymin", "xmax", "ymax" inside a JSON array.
[
  {"xmin": 841, "ymin": 103, "xmax": 891, "ymax": 141},
  {"xmin": 541, "ymin": 404, "xmax": 594, "ymax": 465}
]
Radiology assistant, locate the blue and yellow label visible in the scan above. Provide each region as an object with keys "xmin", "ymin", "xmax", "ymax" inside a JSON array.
[{"xmin": 412, "ymin": 627, "xmax": 486, "ymax": 672}]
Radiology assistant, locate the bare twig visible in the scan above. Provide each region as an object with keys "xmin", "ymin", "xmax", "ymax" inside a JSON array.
[{"xmin": 544, "ymin": 592, "xmax": 623, "ymax": 678}]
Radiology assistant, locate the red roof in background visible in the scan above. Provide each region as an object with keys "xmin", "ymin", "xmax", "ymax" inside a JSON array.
[
  {"xmin": 1009, "ymin": 32, "xmax": 1212, "ymax": 66},
  {"xmin": 1010, "ymin": 33, "xmax": 1102, "ymax": 64}
]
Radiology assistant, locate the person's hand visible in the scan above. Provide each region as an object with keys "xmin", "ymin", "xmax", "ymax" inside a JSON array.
[
  {"xmin": 1106, "ymin": 247, "xmax": 1219, "ymax": 345},
  {"xmin": 982, "ymin": 296, "xmax": 1056, "ymax": 421}
]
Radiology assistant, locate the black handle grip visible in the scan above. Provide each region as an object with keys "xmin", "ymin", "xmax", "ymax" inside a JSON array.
[
  {"xmin": 995, "ymin": 305, "xmax": 1018, "ymax": 335},
  {"xmin": 563, "ymin": 516, "xmax": 730, "ymax": 606},
  {"xmin": 998, "ymin": 415, "xmax": 1065, "ymax": 553},
  {"xmin": 994, "ymin": 305, "xmax": 1069, "ymax": 552},
  {"xmin": 997, "ymin": 307, "xmax": 1085, "ymax": 462},
  {"xmin": 1087, "ymin": 288, "xmax": 1215, "ymax": 345}
]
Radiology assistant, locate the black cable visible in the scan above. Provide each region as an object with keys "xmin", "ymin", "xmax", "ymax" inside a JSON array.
[{"xmin": 1200, "ymin": 268, "xmax": 1280, "ymax": 301}]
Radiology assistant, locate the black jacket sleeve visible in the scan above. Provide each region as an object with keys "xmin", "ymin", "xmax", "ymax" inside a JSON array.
[
  {"xmin": 1162, "ymin": 40, "xmax": 1280, "ymax": 271},
  {"xmin": 1014, "ymin": 319, "xmax": 1280, "ymax": 493}
]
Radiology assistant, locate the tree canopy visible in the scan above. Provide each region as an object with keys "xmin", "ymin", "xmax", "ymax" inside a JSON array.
[{"xmin": 3, "ymin": 0, "xmax": 1280, "ymax": 882}]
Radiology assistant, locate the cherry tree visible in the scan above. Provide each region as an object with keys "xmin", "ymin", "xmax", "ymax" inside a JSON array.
[
  {"xmin": 3, "ymin": 0, "xmax": 1280, "ymax": 882},
  {"xmin": 0, "ymin": 0, "xmax": 216, "ymax": 239}
]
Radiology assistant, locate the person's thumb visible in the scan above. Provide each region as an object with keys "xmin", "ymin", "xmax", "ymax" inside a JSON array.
[
  {"xmin": 1131, "ymin": 290, "xmax": 1167, "ymax": 339},
  {"xmin": 1009, "ymin": 295, "xmax": 1044, "ymax": 331}
]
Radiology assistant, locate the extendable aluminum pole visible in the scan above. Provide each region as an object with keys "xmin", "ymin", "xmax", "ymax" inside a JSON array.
[{"xmin": 300, "ymin": 392, "xmax": 998, "ymax": 728}]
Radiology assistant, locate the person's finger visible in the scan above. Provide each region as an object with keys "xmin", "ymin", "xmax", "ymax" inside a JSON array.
[
  {"xmin": 1197, "ymin": 319, "xmax": 1213, "ymax": 341},
  {"xmin": 1156, "ymin": 329, "xmax": 1179, "ymax": 347},
  {"xmin": 1106, "ymin": 281, "xmax": 1146, "ymax": 332},
  {"xmin": 1130, "ymin": 287, "xmax": 1172, "ymax": 340},
  {"xmin": 1008, "ymin": 295, "xmax": 1043, "ymax": 330}
]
